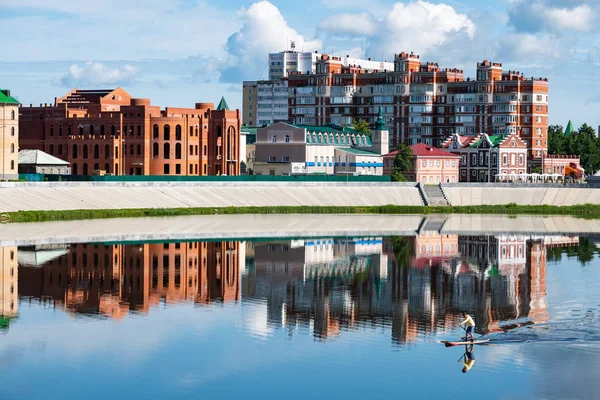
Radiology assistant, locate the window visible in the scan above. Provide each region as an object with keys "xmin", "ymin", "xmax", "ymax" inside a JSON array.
[
  {"xmin": 436, "ymin": 161, "xmax": 441, "ymax": 167},
  {"xmin": 164, "ymin": 124, "xmax": 171, "ymax": 140},
  {"xmin": 137, "ymin": 144, "xmax": 141, "ymax": 155},
  {"xmin": 73, "ymin": 144, "xmax": 78, "ymax": 158},
  {"xmin": 137, "ymin": 126, "xmax": 141, "ymax": 136},
  {"xmin": 176, "ymin": 125, "xmax": 182, "ymax": 140},
  {"xmin": 83, "ymin": 144, "xmax": 88, "ymax": 159},
  {"xmin": 59, "ymin": 145, "xmax": 63, "ymax": 155},
  {"xmin": 105, "ymin": 144, "xmax": 110, "ymax": 158},
  {"xmin": 164, "ymin": 164, "xmax": 170, "ymax": 174},
  {"xmin": 11, "ymin": 143, "xmax": 15, "ymax": 153},
  {"xmin": 285, "ymin": 135, "xmax": 290, "ymax": 143},
  {"xmin": 430, "ymin": 160, "xmax": 434, "ymax": 167},
  {"xmin": 175, "ymin": 164, "xmax": 181, "ymax": 175},
  {"xmin": 164, "ymin": 143, "xmax": 170, "ymax": 159},
  {"xmin": 282, "ymin": 156, "xmax": 290, "ymax": 162},
  {"xmin": 94, "ymin": 144, "xmax": 99, "ymax": 158},
  {"xmin": 422, "ymin": 176, "xmax": 426, "ymax": 183},
  {"xmin": 153, "ymin": 124, "xmax": 159, "ymax": 139},
  {"xmin": 503, "ymin": 154, "xmax": 507, "ymax": 165},
  {"xmin": 452, "ymin": 160, "xmax": 456, "ymax": 167},
  {"xmin": 89, "ymin": 125, "xmax": 94, "ymax": 135},
  {"xmin": 50, "ymin": 125, "xmax": 54, "ymax": 136},
  {"xmin": 271, "ymin": 135, "xmax": 277, "ymax": 143},
  {"xmin": 11, "ymin": 110, "xmax": 15, "ymax": 120},
  {"xmin": 175, "ymin": 143, "xmax": 182, "ymax": 159},
  {"xmin": 10, "ymin": 160, "xmax": 14, "ymax": 170},
  {"xmin": 445, "ymin": 160, "xmax": 449, "ymax": 167},
  {"xmin": 422, "ymin": 160, "xmax": 426, "ymax": 167},
  {"xmin": 153, "ymin": 142, "xmax": 159, "ymax": 157}
]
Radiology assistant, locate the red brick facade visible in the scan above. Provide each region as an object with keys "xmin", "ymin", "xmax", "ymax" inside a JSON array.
[{"xmin": 19, "ymin": 89, "xmax": 240, "ymax": 176}]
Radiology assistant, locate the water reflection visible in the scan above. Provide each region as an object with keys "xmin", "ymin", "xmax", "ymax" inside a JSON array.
[
  {"xmin": 0, "ymin": 232, "xmax": 588, "ymax": 345},
  {"xmin": 16, "ymin": 241, "xmax": 240, "ymax": 321}
]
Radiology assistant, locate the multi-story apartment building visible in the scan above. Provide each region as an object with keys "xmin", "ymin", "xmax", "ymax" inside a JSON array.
[
  {"xmin": 268, "ymin": 50, "xmax": 394, "ymax": 80},
  {"xmin": 282, "ymin": 52, "xmax": 548, "ymax": 166},
  {"xmin": 0, "ymin": 89, "xmax": 19, "ymax": 180},
  {"xmin": 243, "ymin": 52, "xmax": 394, "ymax": 128},
  {"xmin": 242, "ymin": 80, "xmax": 289, "ymax": 127},
  {"xmin": 19, "ymin": 88, "xmax": 241, "ymax": 176}
]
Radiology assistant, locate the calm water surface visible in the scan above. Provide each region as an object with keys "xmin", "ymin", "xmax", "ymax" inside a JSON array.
[{"xmin": 1, "ymin": 233, "xmax": 600, "ymax": 399}]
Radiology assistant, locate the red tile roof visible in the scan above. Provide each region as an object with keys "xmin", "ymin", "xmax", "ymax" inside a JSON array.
[{"xmin": 384, "ymin": 144, "xmax": 460, "ymax": 158}]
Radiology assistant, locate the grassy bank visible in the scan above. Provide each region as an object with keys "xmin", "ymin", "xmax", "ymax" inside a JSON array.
[{"xmin": 6, "ymin": 203, "xmax": 600, "ymax": 223}]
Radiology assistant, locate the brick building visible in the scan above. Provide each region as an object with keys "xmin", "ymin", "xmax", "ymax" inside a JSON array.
[
  {"xmin": 0, "ymin": 89, "xmax": 19, "ymax": 180},
  {"xmin": 19, "ymin": 88, "xmax": 241, "ymax": 176},
  {"xmin": 248, "ymin": 50, "xmax": 548, "ymax": 166}
]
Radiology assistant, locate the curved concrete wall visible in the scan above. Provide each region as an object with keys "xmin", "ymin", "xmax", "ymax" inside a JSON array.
[
  {"xmin": 0, "ymin": 181, "xmax": 424, "ymax": 212},
  {"xmin": 442, "ymin": 184, "xmax": 600, "ymax": 206}
]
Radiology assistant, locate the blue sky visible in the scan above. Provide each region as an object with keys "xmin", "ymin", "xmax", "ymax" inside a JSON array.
[{"xmin": 1, "ymin": 0, "xmax": 599, "ymax": 129}]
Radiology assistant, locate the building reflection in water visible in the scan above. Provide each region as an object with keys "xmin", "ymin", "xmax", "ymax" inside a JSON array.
[
  {"xmin": 0, "ymin": 230, "xmax": 582, "ymax": 343},
  {"xmin": 242, "ymin": 233, "xmax": 579, "ymax": 344},
  {"xmin": 16, "ymin": 241, "xmax": 241, "ymax": 321}
]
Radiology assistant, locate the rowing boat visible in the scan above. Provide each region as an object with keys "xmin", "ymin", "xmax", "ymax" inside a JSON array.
[{"xmin": 441, "ymin": 339, "xmax": 490, "ymax": 347}]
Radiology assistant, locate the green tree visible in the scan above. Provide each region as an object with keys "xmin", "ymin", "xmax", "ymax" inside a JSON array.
[
  {"xmin": 352, "ymin": 119, "xmax": 371, "ymax": 137},
  {"xmin": 391, "ymin": 236, "xmax": 414, "ymax": 268},
  {"xmin": 391, "ymin": 144, "xmax": 414, "ymax": 182},
  {"xmin": 547, "ymin": 125, "xmax": 566, "ymax": 155}
]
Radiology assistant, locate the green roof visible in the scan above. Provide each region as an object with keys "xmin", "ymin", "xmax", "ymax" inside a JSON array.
[
  {"xmin": 0, "ymin": 89, "xmax": 19, "ymax": 105},
  {"xmin": 470, "ymin": 135, "xmax": 504, "ymax": 148},
  {"xmin": 216, "ymin": 96, "xmax": 230, "ymax": 111},
  {"xmin": 564, "ymin": 120, "xmax": 575, "ymax": 136},
  {"xmin": 374, "ymin": 107, "xmax": 386, "ymax": 130},
  {"xmin": 336, "ymin": 147, "xmax": 380, "ymax": 156},
  {"xmin": 294, "ymin": 124, "xmax": 356, "ymax": 134}
]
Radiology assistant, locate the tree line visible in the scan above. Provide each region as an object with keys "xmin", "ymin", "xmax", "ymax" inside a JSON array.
[{"xmin": 548, "ymin": 124, "xmax": 599, "ymax": 174}]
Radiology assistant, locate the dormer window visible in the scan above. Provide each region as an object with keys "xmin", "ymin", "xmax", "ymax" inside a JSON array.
[{"xmin": 271, "ymin": 135, "xmax": 276, "ymax": 143}]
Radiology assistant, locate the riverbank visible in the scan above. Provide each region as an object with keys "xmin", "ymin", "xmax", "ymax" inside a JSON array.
[{"xmin": 6, "ymin": 203, "xmax": 600, "ymax": 223}]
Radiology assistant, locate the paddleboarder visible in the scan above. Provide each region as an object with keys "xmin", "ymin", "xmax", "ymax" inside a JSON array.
[
  {"xmin": 460, "ymin": 311, "xmax": 475, "ymax": 341},
  {"xmin": 459, "ymin": 344, "xmax": 475, "ymax": 373}
]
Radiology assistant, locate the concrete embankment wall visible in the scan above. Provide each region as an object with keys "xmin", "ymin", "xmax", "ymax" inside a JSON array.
[
  {"xmin": 442, "ymin": 184, "xmax": 600, "ymax": 206},
  {"xmin": 0, "ymin": 181, "xmax": 423, "ymax": 212}
]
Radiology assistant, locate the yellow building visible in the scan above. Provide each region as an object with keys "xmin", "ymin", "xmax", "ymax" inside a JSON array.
[
  {"xmin": 1, "ymin": 89, "xmax": 19, "ymax": 180},
  {"xmin": 0, "ymin": 247, "xmax": 18, "ymax": 330}
]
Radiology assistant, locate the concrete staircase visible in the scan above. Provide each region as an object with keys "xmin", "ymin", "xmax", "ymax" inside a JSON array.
[{"xmin": 422, "ymin": 184, "xmax": 450, "ymax": 206}]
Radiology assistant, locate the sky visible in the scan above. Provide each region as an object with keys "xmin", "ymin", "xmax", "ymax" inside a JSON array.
[{"xmin": 1, "ymin": 0, "xmax": 599, "ymax": 129}]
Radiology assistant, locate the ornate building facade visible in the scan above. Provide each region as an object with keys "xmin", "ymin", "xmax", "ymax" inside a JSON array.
[{"xmin": 19, "ymin": 89, "xmax": 241, "ymax": 176}]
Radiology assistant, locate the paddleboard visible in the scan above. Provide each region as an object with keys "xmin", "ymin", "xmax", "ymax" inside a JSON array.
[{"xmin": 442, "ymin": 339, "xmax": 490, "ymax": 347}]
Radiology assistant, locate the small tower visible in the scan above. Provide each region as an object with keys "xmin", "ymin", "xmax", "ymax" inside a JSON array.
[{"xmin": 371, "ymin": 107, "xmax": 389, "ymax": 155}]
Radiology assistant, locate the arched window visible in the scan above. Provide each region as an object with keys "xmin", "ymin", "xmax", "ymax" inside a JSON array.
[
  {"xmin": 11, "ymin": 143, "xmax": 15, "ymax": 153},
  {"xmin": 50, "ymin": 125, "xmax": 54, "ymax": 136},
  {"xmin": 68, "ymin": 125, "xmax": 72, "ymax": 136},
  {"xmin": 83, "ymin": 144, "xmax": 88, "ymax": 159},
  {"xmin": 190, "ymin": 127, "xmax": 193, "ymax": 137},
  {"xmin": 89, "ymin": 125, "xmax": 94, "ymax": 135},
  {"xmin": 79, "ymin": 126, "xmax": 83, "ymax": 136},
  {"xmin": 153, "ymin": 124, "xmax": 159, "ymax": 139},
  {"xmin": 58, "ymin": 125, "xmax": 63, "ymax": 136},
  {"xmin": 83, "ymin": 163, "xmax": 88, "ymax": 175},
  {"xmin": 10, "ymin": 160, "xmax": 14, "ymax": 170},
  {"xmin": 11, "ymin": 110, "xmax": 15, "ymax": 120},
  {"xmin": 111, "ymin": 125, "xmax": 116, "ymax": 136},
  {"xmin": 72, "ymin": 144, "xmax": 78, "ymax": 158},
  {"xmin": 105, "ymin": 144, "xmax": 110, "ymax": 158},
  {"xmin": 11, "ymin": 127, "xmax": 14, "ymax": 136},
  {"xmin": 176, "ymin": 125, "xmax": 182, "ymax": 140},
  {"xmin": 100, "ymin": 125, "xmax": 105, "ymax": 135},
  {"xmin": 164, "ymin": 143, "xmax": 170, "ymax": 159},
  {"xmin": 73, "ymin": 164, "xmax": 78, "ymax": 175},
  {"xmin": 105, "ymin": 163, "xmax": 110, "ymax": 173},
  {"xmin": 175, "ymin": 143, "xmax": 182, "ymax": 159},
  {"xmin": 164, "ymin": 124, "xmax": 170, "ymax": 140},
  {"xmin": 153, "ymin": 142, "xmax": 159, "ymax": 157},
  {"xmin": 94, "ymin": 144, "xmax": 99, "ymax": 158}
]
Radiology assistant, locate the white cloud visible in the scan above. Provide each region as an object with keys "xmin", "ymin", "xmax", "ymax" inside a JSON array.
[
  {"xmin": 545, "ymin": 4, "xmax": 595, "ymax": 31},
  {"xmin": 318, "ymin": 1, "xmax": 475, "ymax": 59},
  {"xmin": 220, "ymin": 1, "xmax": 322, "ymax": 82},
  {"xmin": 318, "ymin": 12, "xmax": 378, "ymax": 36},
  {"xmin": 497, "ymin": 33, "xmax": 565, "ymax": 63},
  {"xmin": 508, "ymin": 1, "xmax": 597, "ymax": 34},
  {"xmin": 59, "ymin": 62, "xmax": 139, "ymax": 88}
]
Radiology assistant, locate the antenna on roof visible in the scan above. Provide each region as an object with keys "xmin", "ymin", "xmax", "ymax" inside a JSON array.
[{"xmin": 291, "ymin": 40, "xmax": 296, "ymax": 50}]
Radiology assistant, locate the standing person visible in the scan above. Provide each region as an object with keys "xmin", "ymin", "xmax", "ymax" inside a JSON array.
[
  {"xmin": 460, "ymin": 311, "xmax": 475, "ymax": 341},
  {"xmin": 459, "ymin": 344, "xmax": 475, "ymax": 373}
]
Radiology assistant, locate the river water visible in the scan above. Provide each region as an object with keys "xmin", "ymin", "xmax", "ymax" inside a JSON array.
[{"xmin": 1, "ymin": 231, "xmax": 599, "ymax": 399}]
